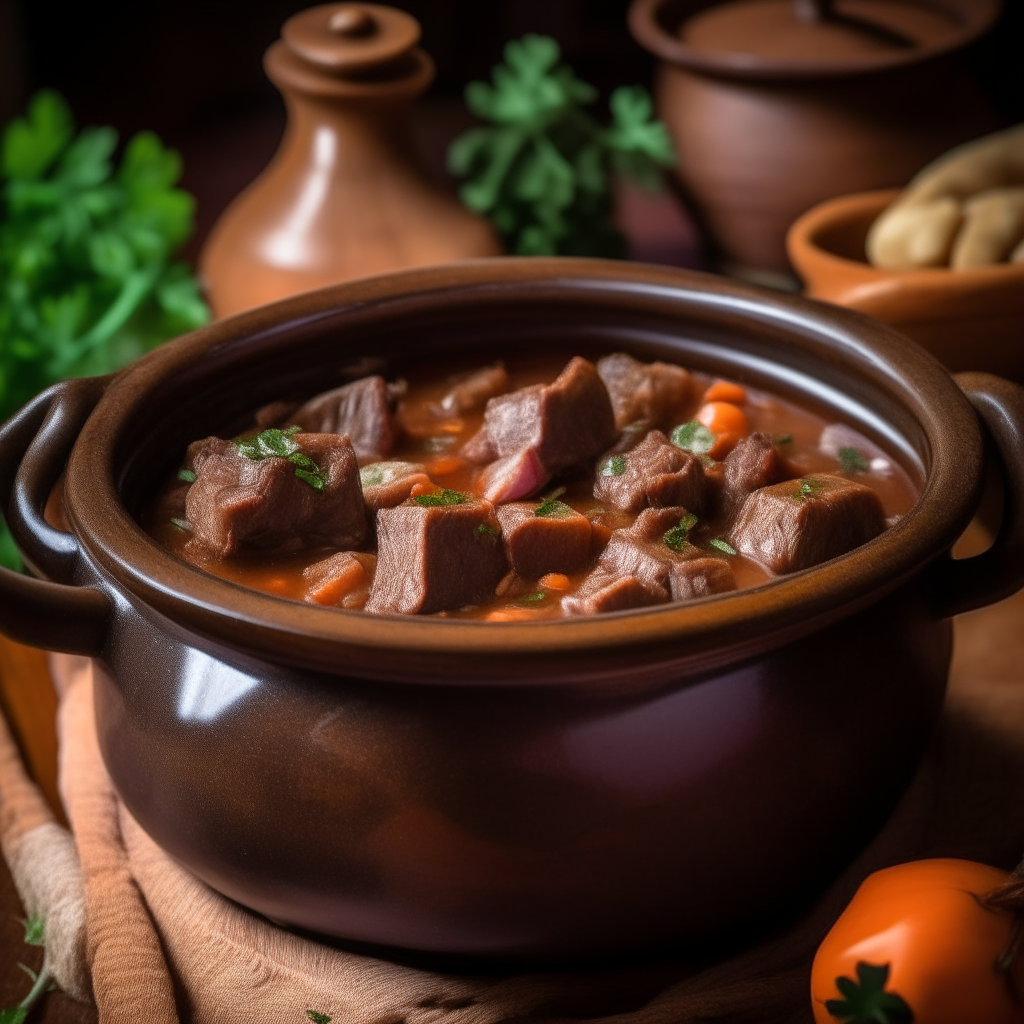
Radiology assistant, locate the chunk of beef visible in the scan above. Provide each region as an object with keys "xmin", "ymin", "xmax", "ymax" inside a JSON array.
[
  {"xmin": 593, "ymin": 430, "xmax": 710, "ymax": 514},
  {"xmin": 597, "ymin": 352, "xmax": 691, "ymax": 430},
  {"xmin": 303, "ymin": 552, "xmax": 377, "ymax": 608},
  {"xmin": 561, "ymin": 568, "xmax": 666, "ymax": 617},
  {"xmin": 285, "ymin": 376, "xmax": 401, "ymax": 462},
  {"xmin": 184, "ymin": 434, "xmax": 367, "ymax": 559},
  {"xmin": 598, "ymin": 507, "xmax": 699, "ymax": 594},
  {"xmin": 472, "ymin": 358, "xmax": 616, "ymax": 501},
  {"xmin": 730, "ymin": 473, "xmax": 887, "ymax": 574},
  {"xmin": 721, "ymin": 432, "xmax": 787, "ymax": 516},
  {"xmin": 440, "ymin": 363, "xmax": 509, "ymax": 414},
  {"xmin": 477, "ymin": 449, "xmax": 547, "ymax": 504},
  {"xmin": 360, "ymin": 462, "xmax": 434, "ymax": 513},
  {"xmin": 366, "ymin": 498, "xmax": 507, "ymax": 615},
  {"xmin": 604, "ymin": 420, "xmax": 654, "ymax": 457},
  {"xmin": 461, "ymin": 426, "xmax": 497, "ymax": 466},
  {"xmin": 669, "ymin": 558, "xmax": 736, "ymax": 602},
  {"xmin": 494, "ymin": 502, "xmax": 592, "ymax": 578}
]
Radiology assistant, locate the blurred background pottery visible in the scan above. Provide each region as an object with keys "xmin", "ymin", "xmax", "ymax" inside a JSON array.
[
  {"xmin": 628, "ymin": 0, "xmax": 1001, "ymax": 280},
  {"xmin": 788, "ymin": 189, "xmax": 1024, "ymax": 383},
  {"xmin": 199, "ymin": 2, "xmax": 502, "ymax": 319}
]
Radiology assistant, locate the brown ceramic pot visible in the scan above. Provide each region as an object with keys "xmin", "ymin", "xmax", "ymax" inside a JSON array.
[
  {"xmin": 199, "ymin": 3, "xmax": 502, "ymax": 319},
  {"xmin": 627, "ymin": 0, "xmax": 1000, "ymax": 276},
  {"xmin": 788, "ymin": 189, "xmax": 1024, "ymax": 383},
  {"xmin": 1, "ymin": 259, "xmax": 1023, "ymax": 963}
]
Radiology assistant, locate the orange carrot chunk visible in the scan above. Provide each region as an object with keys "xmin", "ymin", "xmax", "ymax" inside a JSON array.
[
  {"xmin": 485, "ymin": 608, "xmax": 541, "ymax": 622},
  {"xmin": 704, "ymin": 379, "xmax": 747, "ymax": 404},
  {"xmin": 696, "ymin": 401, "xmax": 749, "ymax": 437},
  {"xmin": 425, "ymin": 456, "xmax": 466, "ymax": 476},
  {"xmin": 539, "ymin": 572, "xmax": 571, "ymax": 591}
]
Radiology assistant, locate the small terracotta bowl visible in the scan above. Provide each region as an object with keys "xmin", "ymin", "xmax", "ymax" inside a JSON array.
[
  {"xmin": 787, "ymin": 190, "xmax": 1024, "ymax": 382},
  {"xmin": 1, "ymin": 258, "xmax": 1023, "ymax": 964}
]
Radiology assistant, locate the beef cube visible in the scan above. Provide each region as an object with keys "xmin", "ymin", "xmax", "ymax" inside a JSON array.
[
  {"xmin": 561, "ymin": 568, "xmax": 666, "ymax": 617},
  {"xmin": 494, "ymin": 502, "xmax": 592, "ymax": 579},
  {"xmin": 471, "ymin": 358, "xmax": 616, "ymax": 499},
  {"xmin": 359, "ymin": 462, "xmax": 434, "ymax": 513},
  {"xmin": 597, "ymin": 353, "xmax": 691, "ymax": 430},
  {"xmin": 440, "ymin": 363, "xmax": 509, "ymax": 414},
  {"xmin": 184, "ymin": 434, "xmax": 367, "ymax": 559},
  {"xmin": 461, "ymin": 426, "xmax": 497, "ymax": 465},
  {"xmin": 477, "ymin": 448, "xmax": 547, "ymax": 504},
  {"xmin": 604, "ymin": 420, "xmax": 654, "ymax": 457},
  {"xmin": 593, "ymin": 430, "xmax": 709, "ymax": 514},
  {"xmin": 730, "ymin": 473, "xmax": 887, "ymax": 574},
  {"xmin": 366, "ymin": 498, "xmax": 507, "ymax": 615},
  {"xmin": 669, "ymin": 558, "xmax": 736, "ymax": 602},
  {"xmin": 303, "ymin": 552, "xmax": 377, "ymax": 608},
  {"xmin": 721, "ymin": 432, "xmax": 787, "ymax": 515},
  {"xmin": 286, "ymin": 376, "xmax": 401, "ymax": 462},
  {"xmin": 598, "ymin": 507, "xmax": 699, "ymax": 593}
]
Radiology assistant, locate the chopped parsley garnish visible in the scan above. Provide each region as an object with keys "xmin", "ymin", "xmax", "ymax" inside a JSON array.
[
  {"xmin": 177, "ymin": 468, "xmax": 197, "ymax": 483},
  {"xmin": 773, "ymin": 434, "xmax": 793, "ymax": 445},
  {"xmin": 170, "ymin": 517, "xmax": 190, "ymax": 532},
  {"xmin": 476, "ymin": 522, "xmax": 500, "ymax": 537},
  {"xmin": 535, "ymin": 487, "xmax": 572, "ymax": 518},
  {"xmin": 413, "ymin": 488, "xmax": 466, "ymax": 507},
  {"xmin": 670, "ymin": 420, "xmax": 715, "ymax": 455},
  {"xmin": 599, "ymin": 455, "xmax": 626, "ymax": 477},
  {"xmin": 518, "ymin": 591, "xmax": 546, "ymax": 604},
  {"xmin": 709, "ymin": 538, "xmax": 737, "ymax": 555},
  {"xmin": 235, "ymin": 428, "xmax": 327, "ymax": 490},
  {"xmin": 664, "ymin": 513, "xmax": 698, "ymax": 552},
  {"xmin": 307, "ymin": 1013, "xmax": 332, "ymax": 1024},
  {"xmin": 794, "ymin": 478, "xmax": 819, "ymax": 502},
  {"xmin": 838, "ymin": 446, "xmax": 869, "ymax": 474}
]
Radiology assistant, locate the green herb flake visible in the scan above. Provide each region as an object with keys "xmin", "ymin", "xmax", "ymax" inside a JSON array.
[
  {"xmin": 535, "ymin": 486, "xmax": 572, "ymax": 518},
  {"xmin": 235, "ymin": 428, "xmax": 326, "ymax": 490},
  {"xmin": 838, "ymin": 446, "xmax": 869, "ymax": 474},
  {"xmin": 21, "ymin": 917, "xmax": 43, "ymax": 947},
  {"xmin": 709, "ymin": 539, "xmax": 737, "ymax": 556},
  {"xmin": 477, "ymin": 523, "xmax": 500, "ymax": 537},
  {"xmin": 307, "ymin": 1013, "xmax": 333, "ymax": 1024},
  {"xmin": 773, "ymin": 434, "xmax": 793, "ymax": 445},
  {"xmin": 664, "ymin": 513, "xmax": 698, "ymax": 552},
  {"xmin": 177, "ymin": 468, "xmax": 197, "ymax": 483},
  {"xmin": 824, "ymin": 961, "xmax": 912, "ymax": 1024},
  {"xmin": 413, "ymin": 489, "xmax": 467, "ymax": 507},
  {"xmin": 670, "ymin": 421, "xmax": 715, "ymax": 455},
  {"xmin": 169, "ymin": 517, "xmax": 190, "ymax": 532},
  {"xmin": 518, "ymin": 591, "xmax": 546, "ymax": 605},
  {"xmin": 794, "ymin": 478, "xmax": 819, "ymax": 503},
  {"xmin": 599, "ymin": 455, "xmax": 626, "ymax": 477}
]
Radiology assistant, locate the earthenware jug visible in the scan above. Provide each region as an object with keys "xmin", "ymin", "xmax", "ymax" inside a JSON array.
[
  {"xmin": 628, "ymin": 0, "xmax": 1000, "ymax": 279},
  {"xmin": 200, "ymin": 2, "xmax": 502, "ymax": 318}
]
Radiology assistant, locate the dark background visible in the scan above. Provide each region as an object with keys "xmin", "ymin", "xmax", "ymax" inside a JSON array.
[{"xmin": 1, "ymin": 0, "xmax": 1022, "ymax": 257}]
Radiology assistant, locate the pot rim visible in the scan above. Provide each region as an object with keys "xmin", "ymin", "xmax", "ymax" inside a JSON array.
[
  {"xmin": 627, "ymin": 0, "xmax": 1001, "ymax": 82},
  {"xmin": 64, "ymin": 258, "xmax": 981, "ymax": 683}
]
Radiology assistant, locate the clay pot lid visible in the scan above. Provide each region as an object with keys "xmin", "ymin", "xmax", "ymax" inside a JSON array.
[
  {"xmin": 281, "ymin": 2, "xmax": 420, "ymax": 75},
  {"xmin": 628, "ymin": 0, "xmax": 1001, "ymax": 80}
]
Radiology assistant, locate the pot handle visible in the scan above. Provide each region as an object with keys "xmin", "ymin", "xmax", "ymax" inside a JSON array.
[
  {"xmin": 927, "ymin": 372, "xmax": 1024, "ymax": 619},
  {"xmin": 0, "ymin": 379, "xmax": 111, "ymax": 656}
]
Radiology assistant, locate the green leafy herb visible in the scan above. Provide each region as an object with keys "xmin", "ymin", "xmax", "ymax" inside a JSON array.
[
  {"xmin": 177, "ymin": 468, "xmax": 196, "ymax": 483},
  {"xmin": 535, "ymin": 499, "xmax": 573, "ymax": 518},
  {"xmin": 413, "ymin": 489, "xmax": 467, "ymax": 507},
  {"xmin": 599, "ymin": 454, "xmax": 626, "ymax": 477},
  {"xmin": 773, "ymin": 434, "xmax": 793, "ymax": 445},
  {"xmin": 670, "ymin": 421, "xmax": 715, "ymax": 455},
  {"xmin": 169, "ymin": 517, "xmax": 190, "ymax": 532},
  {"xmin": 823, "ymin": 961, "xmax": 912, "ymax": 1024},
  {"xmin": 447, "ymin": 35, "xmax": 675, "ymax": 257},
  {"xmin": 664, "ymin": 513, "xmax": 698, "ymax": 552},
  {"xmin": 21, "ymin": 917, "xmax": 43, "ymax": 948},
  {"xmin": 0, "ymin": 914, "xmax": 54, "ymax": 1023},
  {"xmin": 709, "ymin": 539, "xmax": 737, "ymax": 556},
  {"xmin": 235, "ymin": 429, "xmax": 327, "ymax": 491},
  {"xmin": 306, "ymin": 1013, "xmax": 332, "ymax": 1024},
  {"xmin": 477, "ymin": 522, "xmax": 500, "ymax": 537},
  {"xmin": 0, "ymin": 90, "xmax": 209, "ymax": 570},
  {"xmin": 794, "ymin": 478, "xmax": 819, "ymax": 503},
  {"xmin": 518, "ymin": 591, "xmax": 547, "ymax": 604},
  {"xmin": 838, "ymin": 446, "xmax": 869, "ymax": 474}
]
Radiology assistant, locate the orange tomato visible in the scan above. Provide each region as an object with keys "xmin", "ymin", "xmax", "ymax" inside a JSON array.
[
  {"xmin": 811, "ymin": 859, "xmax": 1024, "ymax": 1024},
  {"xmin": 703, "ymin": 379, "xmax": 747, "ymax": 404}
]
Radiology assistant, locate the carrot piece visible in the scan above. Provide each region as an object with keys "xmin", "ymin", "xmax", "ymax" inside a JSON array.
[
  {"xmin": 696, "ymin": 401, "xmax": 749, "ymax": 438},
  {"xmin": 539, "ymin": 573, "xmax": 571, "ymax": 591},
  {"xmin": 703, "ymin": 379, "xmax": 747, "ymax": 404},
  {"xmin": 425, "ymin": 456, "xmax": 466, "ymax": 476},
  {"xmin": 485, "ymin": 608, "xmax": 541, "ymax": 622},
  {"xmin": 306, "ymin": 559, "xmax": 367, "ymax": 606}
]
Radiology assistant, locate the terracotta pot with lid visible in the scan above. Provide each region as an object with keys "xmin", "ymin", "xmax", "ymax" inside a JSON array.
[
  {"xmin": 200, "ymin": 3, "xmax": 502, "ymax": 319},
  {"xmin": 2, "ymin": 259, "xmax": 1023, "ymax": 962},
  {"xmin": 628, "ymin": 0, "xmax": 1000, "ymax": 278}
]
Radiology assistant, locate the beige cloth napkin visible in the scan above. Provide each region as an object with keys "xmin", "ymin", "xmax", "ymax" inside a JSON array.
[{"xmin": 0, "ymin": 591, "xmax": 1023, "ymax": 1024}]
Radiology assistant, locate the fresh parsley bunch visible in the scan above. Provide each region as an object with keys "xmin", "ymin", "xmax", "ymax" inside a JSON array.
[
  {"xmin": 447, "ymin": 34, "xmax": 676, "ymax": 257},
  {"xmin": 0, "ymin": 90, "xmax": 209, "ymax": 570}
]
